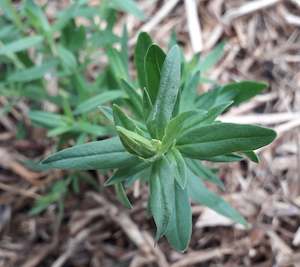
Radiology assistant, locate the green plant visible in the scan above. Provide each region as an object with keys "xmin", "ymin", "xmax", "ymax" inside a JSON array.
[{"xmin": 41, "ymin": 33, "xmax": 276, "ymax": 251}]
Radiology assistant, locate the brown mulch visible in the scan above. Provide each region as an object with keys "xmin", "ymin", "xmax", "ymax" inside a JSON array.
[{"xmin": 1, "ymin": 0, "xmax": 300, "ymax": 266}]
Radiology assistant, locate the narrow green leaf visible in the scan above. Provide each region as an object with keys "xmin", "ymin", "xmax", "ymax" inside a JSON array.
[
  {"xmin": 0, "ymin": 35, "xmax": 43, "ymax": 55},
  {"xmin": 120, "ymin": 79, "xmax": 143, "ymax": 118},
  {"xmin": 165, "ymin": 182, "xmax": 192, "ymax": 251},
  {"xmin": 107, "ymin": 47, "xmax": 128, "ymax": 80},
  {"xmin": 29, "ymin": 111, "xmax": 68, "ymax": 129},
  {"xmin": 144, "ymin": 44, "xmax": 166, "ymax": 103},
  {"xmin": 149, "ymin": 157, "xmax": 175, "ymax": 239},
  {"xmin": 161, "ymin": 110, "xmax": 197, "ymax": 152},
  {"xmin": 74, "ymin": 91, "xmax": 125, "ymax": 115},
  {"xmin": 180, "ymin": 71, "xmax": 200, "ymax": 112},
  {"xmin": 8, "ymin": 60, "xmax": 57, "ymax": 82},
  {"xmin": 196, "ymin": 41, "xmax": 225, "ymax": 73},
  {"xmin": 98, "ymin": 106, "xmax": 114, "ymax": 122},
  {"xmin": 115, "ymin": 183, "xmax": 132, "ymax": 209},
  {"xmin": 178, "ymin": 123, "xmax": 276, "ymax": 159},
  {"xmin": 186, "ymin": 159, "xmax": 224, "ymax": 189},
  {"xmin": 187, "ymin": 169, "xmax": 247, "ymax": 226},
  {"xmin": 41, "ymin": 137, "xmax": 136, "ymax": 170},
  {"xmin": 105, "ymin": 160, "xmax": 150, "ymax": 186},
  {"xmin": 241, "ymin": 150, "xmax": 259, "ymax": 163},
  {"xmin": 147, "ymin": 45, "xmax": 181, "ymax": 139},
  {"xmin": 134, "ymin": 32, "xmax": 152, "ymax": 89},
  {"xmin": 142, "ymin": 87, "xmax": 153, "ymax": 121},
  {"xmin": 170, "ymin": 149, "xmax": 187, "ymax": 189},
  {"xmin": 219, "ymin": 81, "xmax": 267, "ymax": 106},
  {"xmin": 113, "ymin": 104, "xmax": 143, "ymax": 135}
]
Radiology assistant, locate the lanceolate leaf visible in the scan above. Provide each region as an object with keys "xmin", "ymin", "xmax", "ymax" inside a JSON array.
[
  {"xmin": 149, "ymin": 157, "xmax": 175, "ymax": 240},
  {"xmin": 205, "ymin": 154, "xmax": 244, "ymax": 162},
  {"xmin": 187, "ymin": 169, "xmax": 247, "ymax": 226},
  {"xmin": 177, "ymin": 123, "xmax": 276, "ymax": 159},
  {"xmin": 165, "ymin": 182, "xmax": 192, "ymax": 251},
  {"xmin": 74, "ymin": 91, "xmax": 125, "ymax": 115},
  {"xmin": 41, "ymin": 137, "xmax": 136, "ymax": 170},
  {"xmin": 170, "ymin": 148, "xmax": 187, "ymax": 189},
  {"xmin": 147, "ymin": 45, "xmax": 181, "ymax": 139},
  {"xmin": 186, "ymin": 158, "xmax": 224, "ymax": 189},
  {"xmin": 105, "ymin": 160, "xmax": 150, "ymax": 186},
  {"xmin": 144, "ymin": 44, "xmax": 166, "ymax": 103},
  {"xmin": 241, "ymin": 150, "xmax": 259, "ymax": 163},
  {"xmin": 114, "ymin": 183, "xmax": 132, "ymax": 209},
  {"xmin": 134, "ymin": 32, "xmax": 152, "ymax": 89}
]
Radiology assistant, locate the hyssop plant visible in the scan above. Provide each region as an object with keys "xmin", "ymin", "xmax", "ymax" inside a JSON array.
[{"xmin": 41, "ymin": 33, "xmax": 276, "ymax": 251}]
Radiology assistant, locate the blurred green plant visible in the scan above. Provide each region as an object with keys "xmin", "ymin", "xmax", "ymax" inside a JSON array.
[{"xmin": 41, "ymin": 32, "xmax": 276, "ymax": 251}]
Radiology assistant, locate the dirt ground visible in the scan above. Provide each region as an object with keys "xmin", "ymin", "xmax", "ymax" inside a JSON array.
[{"xmin": 1, "ymin": 0, "xmax": 300, "ymax": 266}]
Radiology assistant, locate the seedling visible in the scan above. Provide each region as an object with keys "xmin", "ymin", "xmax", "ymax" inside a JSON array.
[{"xmin": 41, "ymin": 33, "xmax": 276, "ymax": 251}]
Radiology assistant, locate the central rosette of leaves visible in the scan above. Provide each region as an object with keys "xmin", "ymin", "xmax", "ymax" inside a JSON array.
[{"xmin": 41, "ymin": 33, "xmax": 276, "ymax": 251}]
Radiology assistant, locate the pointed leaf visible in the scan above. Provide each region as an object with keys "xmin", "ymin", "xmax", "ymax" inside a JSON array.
[
  {"xmin": 147, "ymin": 45, "xmax": 181, "ymax": 139},
  {"xmin": 178, "ymin": 123, "xmax": 276, "ymax": 159},
  {"xmin": 186, "ymin": 159, "xmax": 224, "ymax": 189},
  {"xmin": 165, "ymin": 182, "xmax": 192, "ymax": 251},
  {"xmin": 149, "ymin": 157, "xmax": 175, "ymax": 239},
  {"xmin": 134, "ymin": 32, "xmax": 152, "ymax": 89},
  {"xmin": 41, "ymin": 137, "xmax": 136, "ymax": 170},
  {"xmin": 115, "ymin": 183, "xmax": 132, "ymax": 209},
  {"xmin": 144, "ymin": 44, "xmax": 166, "ymax": 103},
  {"xmin": 187, "ymin": 169, "xmax": 247, "ymax": 225}
]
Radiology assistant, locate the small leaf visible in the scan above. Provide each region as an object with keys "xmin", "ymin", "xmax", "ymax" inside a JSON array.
[
  {"xmin": 114, "ymin": 183, "xmax": 132, "ymax": 209},
  {"xmin": 120, "ymin": 79, "xmax": 143, "ymax": 118},
  {"xmin": 0, "ymin": 35, "xmax": 43, "ymax": 55},
  {"xmin": 74, "ymin": 91, "xmax": 125, "ymax": 115},
  {"xmin": 180, "ymin": 71, "xmax": 200, "ymax": 112},
  {"xmin": 219, "ymin": 81, "xmax": 267, "ymax": 106},
  {"xmin": 116, "ymin": 126, "xmax": 155, "ymax": 158},
  {"xmin": 98, "ymin": 106, "xmax": 114, "ymax": 122},
  {"xmin": 105, "ymin": 160, "xmax": 150, "ymax": 186},
  {"xmin": 8, "ymin": 60, "xmax": 57, "ymax": 82},
  {"xmin": 186, "ymin": 159, "xmax": 224, "ymax": 189},
  {"xmin": 187, "ymin": 168, "xmax": 247, "ymax": 226},
  {"xmin": 149, "ymin": 157, "xmax": 175, "ymax": 239},
  {"xmin": 165, "ymin": 182, "xmax": 192, "ymax": 251},
  {"xmin": 41, "ymin": 137, "xmax": 136, "ymax": 170},
  {"xmin": 144, "ymin": 44, "xmax": 166, "ymax": 103},
  {"xmin": 241, "ymin": 150, "xmax": 259, "ymax": 163},
  {"xmin": 134, "ymin": 32, "xmax": 152, "ymax": 89},
  {"xmin": 107, "ymin": 47, "xmax": 128, "ymax": 80},
  {"xmin": 178, "ymin": 123, "xmax": 276, "ymax": 159},
  {"xmin": 161, "ymin": 110, "xmax": 197, "ymax": 152},
  {"xmin": 142, "ymin": 87, "xmax": 153, "ymax": 121},
  {"xmin": 147, "ymin": 45, "xmax": 181, "ymax": 139},
  {"xmin": 113, "ymin": 104, "xmax": 143, "ymax": 135},
  {"xmin": 169, "ymin": 148, "xmax": 187, "ymax": 189},
  {"xmin": 196, "ymin": 41, "xmax": 225, "ymax": 73}
]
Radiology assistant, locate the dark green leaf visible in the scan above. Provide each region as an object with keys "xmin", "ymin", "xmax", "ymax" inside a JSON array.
[
  {"xmin": 186, "ymin": 159, "xmax": 224, "ymax": 189},
  {"xmin": 147, "ymin": 45, "xmax": 181, "ymax": 139},
  {"xmin": 165, "ymin": 182, "xmax": 191, "ymax": 251},
  {"xmin": 134, "ymin": 32, "xmax": 152, "ymax": 89},
  {"xmin": 187, "ymin": 168, "xmax": 247, "ymax": 225},
  {"xmin": 115, "ymin": 183, "xmax": 132, "ymax": 208},
  {"xmin": 0, "ymin": 35, "xmax": 43, "ymax": 55},
  {"xmin": 144, "ymin": 44, "xmax": 166, "ymax": 103},
  {"xmin": 41, "ymin": 137, "xmax": 136, "ymax": 170},
  {"xmin": 178, "ymin": 123, "xmax": 276, "ymax": 159},
  {"xmin": 241, "ymin": 150, "xmax": 259, "ymax": 163},
  {"xmin": 74, "ymin": 91, "xmax": 125, "ymax": 115},
  {"xmin": 149, "ymin": 157, "xmax": 175, "ymax": 239}
]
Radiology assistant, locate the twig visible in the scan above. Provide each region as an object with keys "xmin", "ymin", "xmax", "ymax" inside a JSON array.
[
  {"xmin": 130, "ymin": 0, "xmax": 180, "ymax": 46},
  {"xmin": 170, "ymin": 247, "xmax": 233, "ymax": 267},
  {"xmin": 184, "ymin": 0, "xmax": 203, "ymax": 52},
  {"xmin": 220, "ymin": 112, "xmax": 300, "ymax": 125},
  {"xmin": 222, "ymin": 0, "xmax": 282, "ymax": 25},
  {"xmin": 0, "ymin": 182, "xmax": 40, "ymax": 199}
]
